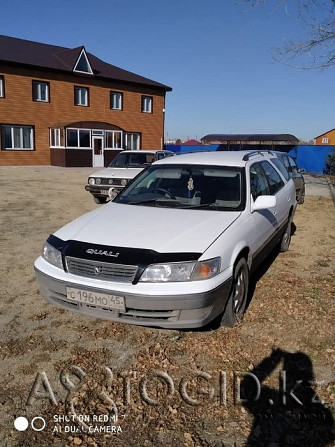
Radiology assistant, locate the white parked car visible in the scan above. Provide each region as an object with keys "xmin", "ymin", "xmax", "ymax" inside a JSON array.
[
  {"xmin": 85, "ymin": 150, "xmax": 174, "ymax": 204},
  {"xmin": 35, "ymin": 150, "xmax": 297, "ymax": 329}
]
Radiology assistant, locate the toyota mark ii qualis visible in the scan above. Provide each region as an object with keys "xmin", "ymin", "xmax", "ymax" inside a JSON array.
[{"xmin": 34, "ymin": 151, "xmax": 297, "ymax": 328}]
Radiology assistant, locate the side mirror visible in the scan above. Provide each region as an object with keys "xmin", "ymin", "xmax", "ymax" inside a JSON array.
[
  {"xmin": 298, "ymin": 168, "xmax": 306, "ymax": 174},
  {"xmin": 252, "ymin": 195, "xmax": 276, "ymax": 212}
]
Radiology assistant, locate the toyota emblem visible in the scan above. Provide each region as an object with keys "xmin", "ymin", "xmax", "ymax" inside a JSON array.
[{"xmin": 94, "ymin": 266, "xmax": 102, "ymax": 276}]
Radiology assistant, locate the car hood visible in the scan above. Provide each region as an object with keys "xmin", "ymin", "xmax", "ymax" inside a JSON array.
[
  {"xmin": 54, "ymin": 203, "xmax": 240, "ymax": 254},
  {"xmin": 89, "ymin": 167, "xmax": 144, "ymax": 179}
]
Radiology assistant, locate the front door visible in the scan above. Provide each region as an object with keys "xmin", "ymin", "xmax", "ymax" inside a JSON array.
[{"xmin": 92, "ymin": 137, "xmax": 104, "ymax": 167}]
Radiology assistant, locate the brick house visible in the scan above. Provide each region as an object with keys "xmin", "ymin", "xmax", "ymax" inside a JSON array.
[
  {"xmin": 0, "ymin": 35, "xmax": 172, "ymax": 167},
  {"xmin": 314, "ymin": 128, "xmax": 335, "ymax": 145}
]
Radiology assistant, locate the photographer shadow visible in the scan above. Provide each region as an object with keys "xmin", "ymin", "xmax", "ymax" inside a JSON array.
[{"xmin": 240, "ymin": 349, "xmax": 334, "ymax": 446}]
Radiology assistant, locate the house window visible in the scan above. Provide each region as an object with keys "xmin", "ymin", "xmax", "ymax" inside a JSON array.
[
  {"xmin": 125, "ymin": 133, "xmax": 140, "ymax": 150},
  {"xmin": 74, "ymin": 86, "xmax": 89, "ymax": 106},
  {"xmin": 33, "ymin": 81, "xmax": 50, "ymax": 102},
  {"xmin": 50, "ymin": 128, "xmax": 64, "ymax": 147},
  {"xmin": 322, "ymin": 138, "xmax": 329, "ymax": 144},
  {"xmin": 141, "ymin": 96, "xmax": 152, "ymax": 113},
  {"xmin": 73, "ymin": 49, "xmax": 93, "ymax": 75},
  {"xmin": 1, "ymin": 125, "xmax": 34, "ymax": 150},
  {"xmin": 110, "ymin": 92, "xmax": 123, "ymax": 110},
  {"xmin": 0, "ymin": 76, "xmax": 4, "ymax": 98},
  {"xmin": 105, "ymin": 131, "xmax": 123, "ymax": 148},
  {"xmin": 66, "ymin": 128, "xmax": 91, "ymax": 148}
]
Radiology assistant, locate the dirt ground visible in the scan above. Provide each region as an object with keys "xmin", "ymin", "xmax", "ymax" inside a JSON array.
[{"xmin": 0, "ymin": 167, "xmax": 334, "ymax": 447}]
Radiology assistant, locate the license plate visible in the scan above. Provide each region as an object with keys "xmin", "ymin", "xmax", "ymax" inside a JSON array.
[
  {"xmin": 101, "ymin": 189, "xmax": 110, "ymax": 195},
  {"xmin": 66, "ymin": 287, "xmax": 125, "ymax": 311}
]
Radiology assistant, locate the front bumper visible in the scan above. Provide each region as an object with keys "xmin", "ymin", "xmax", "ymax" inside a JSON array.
[
  {"xmin": 34, "ymin": 267, "xmax": 233, "ymax": 329},
  {"xmin": 85, "ymin": 185, "xmax": 123, "ymax": 197}
]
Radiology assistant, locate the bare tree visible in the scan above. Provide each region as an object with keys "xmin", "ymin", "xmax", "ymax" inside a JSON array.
[{"xmin": 237, "ymin": 0, "xmax": 335, "ymax": 69}]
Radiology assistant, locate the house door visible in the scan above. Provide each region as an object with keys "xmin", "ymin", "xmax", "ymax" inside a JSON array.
[{"xmin": 92, "ymin": 137, "xmax": 104, "ymax": 167}]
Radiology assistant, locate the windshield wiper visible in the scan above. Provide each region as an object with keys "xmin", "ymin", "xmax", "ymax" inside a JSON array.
[
  {"xmin": 179, "ymin": 203, "xmax": 221, "ymax": 210},
  {"xmin": 127, "ymin": 197, "xmax": 183, "ymax": 207}
]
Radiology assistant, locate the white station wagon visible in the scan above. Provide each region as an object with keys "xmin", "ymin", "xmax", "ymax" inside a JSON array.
[{"xmin": 35, "ymin": 151, "xmax": 297, "ymax": 329}]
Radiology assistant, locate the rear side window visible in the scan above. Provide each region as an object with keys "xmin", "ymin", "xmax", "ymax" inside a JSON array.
[
  {"xmin": 261, "ymin": 161, "xmax": 284, "ymax": 195},
  {"xmin": 280, "ymin": 154, "xmax": 290, "ymax": 170},
  {"xmin": 288, "ymin": 156, "xmax": 298, "ymax": 174},
  {"xmin": 270, "ymin": 158, "xmax": 290, "ymax": 181}
]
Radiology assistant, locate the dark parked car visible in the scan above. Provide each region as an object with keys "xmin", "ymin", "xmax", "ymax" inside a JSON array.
[{"xmin": 273, "ymin": 152, "xmax": 305, "ymax": 204}]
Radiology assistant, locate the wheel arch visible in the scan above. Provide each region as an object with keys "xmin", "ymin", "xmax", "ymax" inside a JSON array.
[{"xmin": 230, "ymin": 244, "xmax": 251, "ymax": 271}]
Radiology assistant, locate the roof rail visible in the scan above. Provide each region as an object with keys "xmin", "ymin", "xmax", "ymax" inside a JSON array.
[
  {"xmin": 242, "ymin": 150, "xmax": 274, "ymax": 161},
  {"xmin": 175, "ymin": 149, "xmax": 212, "ymax": 155}
]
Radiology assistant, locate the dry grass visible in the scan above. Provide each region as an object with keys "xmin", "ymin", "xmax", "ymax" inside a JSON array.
[{"xmin": 0, "ymin": 167, "xmax": 334, "ymax": 446}]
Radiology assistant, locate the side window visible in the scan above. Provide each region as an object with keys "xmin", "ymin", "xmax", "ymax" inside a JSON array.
[
  {"xmin": 281, "ymin": 154, "xmax": 291, "ymax": 172},
  {"xmin": 270, "ymin": 158, "xmax": 290, "ymax": 181},
  {"xmin": 288, "ymin": 156, "xmax": 298, "ymax": 174},
  {"xmin": 261, "ymin": 161, "xmax": 284, "ymax": 195},
  {"xmin": 250, "ymin": 163, "xmax": 270, "ymax": 200}
]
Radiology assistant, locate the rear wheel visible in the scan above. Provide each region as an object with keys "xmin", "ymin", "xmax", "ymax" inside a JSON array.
[
  {"xmin": 280, "ymin": 214, "xmax": 292, "ymax": 252},
  {"xmin": 93, "ymin": 196, "xmax": 107, "ymax": 204},
  {"xmin": 297, "ymin": 185, "xmax": 305, "ymax": 204},
  {"xmin": 220, "ymin": 258, "xmax": 249, "ymax": 327}
]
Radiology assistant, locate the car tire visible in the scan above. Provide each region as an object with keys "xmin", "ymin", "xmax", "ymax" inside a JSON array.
[
  {"xmin": 93, "ymin": 196, "xmax": 107, "ymax": 204},
  {"xmin": 280, "ymin": 214, "xmax": 292, "ymax": 252},
  {"xmin": 220, "ymin": 258, "xmax": 249, "ymax": 327},
  {"xmin": 297, "ymin": 185, "xmax": 305, "ymax": 204}
]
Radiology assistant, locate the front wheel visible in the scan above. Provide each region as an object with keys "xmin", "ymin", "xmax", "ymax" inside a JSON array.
[{"xmin": 220, "ymin": 258, "xmax": 249, "ymax": 327}]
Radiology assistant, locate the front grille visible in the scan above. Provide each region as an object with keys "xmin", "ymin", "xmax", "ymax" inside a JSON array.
[
  {"xmin": 101, "ymin": 178, "xmax": 122, "ymax": 186},
  {"xmin": 65, "ymin": 257, "xmax": 138, "ymax": 283}
]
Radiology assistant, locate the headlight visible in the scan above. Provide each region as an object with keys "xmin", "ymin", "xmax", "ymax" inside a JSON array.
[
  {"xmin": 121, "ymin": 179, "xmax": 128, "ymax": 186},
  {"xmin": 139, "ymin": 257, "xmax": 221, "ymax": 283},
  {"xmin": 88, "ymin": 177, "xmax": 95, "ymax": 185},
  {"xmin": 42, "ymin": 242, "xmax": 63, "ymax": 269},
  {"xmin": 95, "ymin": 178, "xmax": 101, "ymax": 185}
]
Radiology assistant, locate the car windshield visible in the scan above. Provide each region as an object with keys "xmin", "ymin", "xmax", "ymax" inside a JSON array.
[
  {"xmin": 115, "ymin": 164, "xmax": 245, "ymax": 211},
  {"xmin": 108, "ymin": 152, "xmax": 156, "ymax": 168}
]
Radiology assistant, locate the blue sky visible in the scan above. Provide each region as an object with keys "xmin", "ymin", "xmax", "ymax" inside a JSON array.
[{"xmin": 2, "ymin": 0, "xmax": 334, "ymax": 141}]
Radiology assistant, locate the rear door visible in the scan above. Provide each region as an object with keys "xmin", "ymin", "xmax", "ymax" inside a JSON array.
[
  {"xmin": 249, "ymin": 162, "xmax": 278, "ymax": 257},
  {"xmin": 261, "ymin": 160, "xmax": 290, "ymax": 229},
  {"xmin": 288, "ymin": 155, "xmax": 304, "ymax": 191}
]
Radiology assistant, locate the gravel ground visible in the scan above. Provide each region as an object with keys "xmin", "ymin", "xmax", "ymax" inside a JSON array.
[
  {"xmin": 0, "ymin": 167, "xmax": 334, "ymax": 447},
  {"xmin": 304, "ymin": 174, "xmax": 332, "ymax": 198}
]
